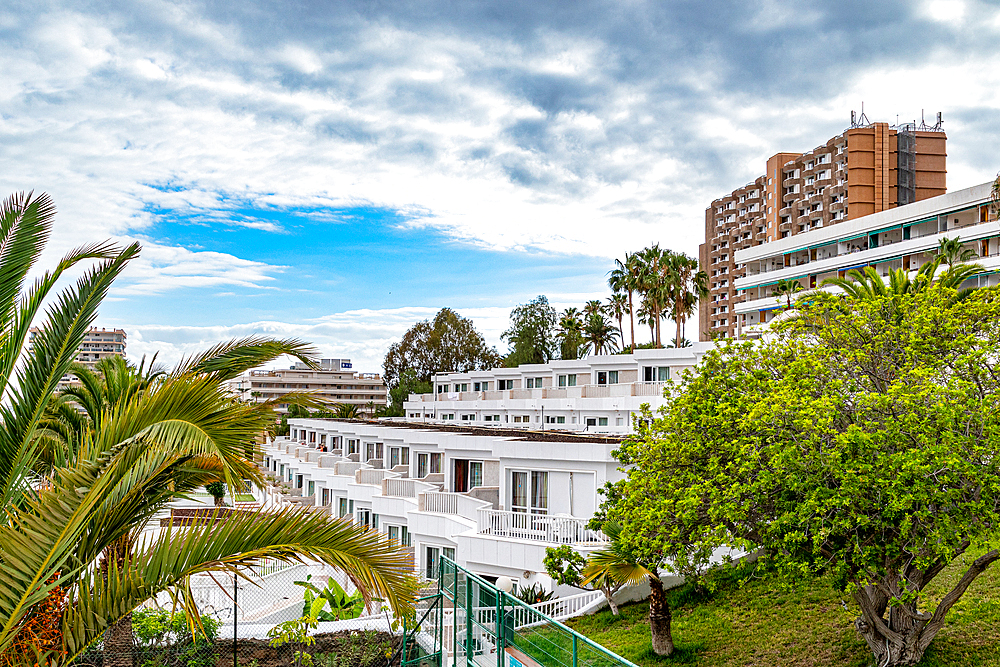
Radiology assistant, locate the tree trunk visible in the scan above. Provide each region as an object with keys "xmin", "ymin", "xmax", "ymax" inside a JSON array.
[
  {"xmin": 675, "ymin": 305, "xmax": 683, "ymax": 349},
  {"xmin": 853, "ymin": 549, "xmax": 1000, "ymax": 666},
  {"xmin": 647, "ymin": 575, "xmax": 674, "ymax": 656},
  {"xmin": 215, "ymin": 495, "xmax": 225, "ymax": 507},
  {"xmin": 102, "ymin": 537, "xmax": 134, "ymax": 667},
  {"xmin": 627, "ymin": 291, "xmax": 635, "ymax": 353},
  {"xmin": 654, "ymin": 308, "xmax": 662, "ymax": 348},
  {"xmin": 601, "ymin": 586, "xmax": 620, "ymax": 616}
]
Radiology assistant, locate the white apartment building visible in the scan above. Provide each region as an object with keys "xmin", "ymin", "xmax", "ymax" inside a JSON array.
[
  {"xmin": 262, "ymin": 420, "xmax": 625, "ymax": 594},
  {"xmin": 234, "ymin": 358, "xmax": 387, "ymax": 414},
  {"xmin": 733, "ymin": 180, "xmax": 1000, "ymax": 336},
  {"xmin": 401, "ymin": 345, "xmax": 714, "ymax": 435}
]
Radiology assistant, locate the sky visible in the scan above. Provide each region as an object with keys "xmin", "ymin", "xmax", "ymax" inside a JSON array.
[{"xmin": 3, "ymin": 0, "xmax": 1000, "ymax": 372}]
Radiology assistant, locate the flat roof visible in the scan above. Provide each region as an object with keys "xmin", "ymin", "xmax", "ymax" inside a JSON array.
[{"xmin": 290, "ymin": 417, "xmax": 625, "ymax": 444}]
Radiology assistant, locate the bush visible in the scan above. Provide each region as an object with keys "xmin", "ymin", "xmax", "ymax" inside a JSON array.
[{"xmin": 132, "ymin": 608, "xmax": 220, "ymax": 667}]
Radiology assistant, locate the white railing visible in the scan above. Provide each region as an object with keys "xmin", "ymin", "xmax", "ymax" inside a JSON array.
[
  {"xmin": 632, "ymin": 381, "xmax": 670, "ymax": 397},
  {"xmin": 476, "ymin": 509, "xmax": 608, "ymax": 544},
  {"xmin": 356, "ymin": 468, "xmax": 389, "ymax": 486},
  {"xmin": 334, "ymin": 461, "xmax": 365, "ymax": 476},
  {"xmin": 419, "ymin": 491, "xmax": 489, "ymax": 517},
  {"xmin": 529, "ymin": 589, "xmax": 604, "ymax": 621},
  {"xmin": 383, "ymin": 477, "xmax": 416, "ymax": 497}
]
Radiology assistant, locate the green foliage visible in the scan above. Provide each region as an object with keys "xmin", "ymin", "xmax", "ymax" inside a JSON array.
[
  {"xmin": 611, "ymin": 274, "xmax": 1000, "ymax": 665},
  {"xmin": 544, "ymin": 545, "xmax": 587, "ymax": 587},
  {"xmin": 268, "ymin": 603, "xmax": 322, "ymax": 667},
  {"xmin": 514, "ymin": 583, "xmax": 555, "ymax": 605},
  {"xmin": 503, "ymin": 295, "xmax": 558, "ymax": 366},
  {"xmin": 295, "ymin": 575, "xmax": 366, "ymax": 621},
  {"xmin": 131, "ymin": 608, "xmax": 220, "ymax": 667},
  {"xmin": 204, "ymin": 481, "xmax": 226, "ymax": 500},
  {"xmin": 383, "ymin": 308, "xmax": 502, "ymax": 388},
  {"xmin": 557, "ymin": 308, "xmax": 586, "ymax": 361},
  {"xmin": 386, "ymin": 368, "xmax": 432, "ymax": 416}
]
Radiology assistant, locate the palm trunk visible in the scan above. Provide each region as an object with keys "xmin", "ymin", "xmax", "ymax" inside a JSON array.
[
  {"xmin": 675, "ymin": 304, "xmax": 683, "ymax": 349},
  {"xmin": 654, "ymin": 307, "xmax": 662, "ymax": 348},
  {"xmin": 647, "ymin": 574, "xmax": 674, "ymax": 656},
  {"xmin": 103, "ymin": 537, "xmax": 134, "ymax": 667},
  {"xmin": 628, "ymin": 291, "xmax": 635, "ymax": 352},
  {"xmin": 602, "ymin": 585, "xmax": 620, "ymax": 616}
]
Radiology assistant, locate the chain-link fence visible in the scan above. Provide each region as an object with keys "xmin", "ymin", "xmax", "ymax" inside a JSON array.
[{"xmin": 74, "ymin": 560, "xmax": 402, "ymax": 667}]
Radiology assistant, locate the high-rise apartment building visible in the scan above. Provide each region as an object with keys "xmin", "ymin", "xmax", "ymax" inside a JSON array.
[
  {"xmin": 28, "ymin": 326, "xmax": 127, "ymax": 370},
  {"xmin": 234, "ymin": 358, "xmax": 388, "ymax": 414},
  {"xmin": 699, "ymin": 113, "xmax": 947, "ymax": 341}
]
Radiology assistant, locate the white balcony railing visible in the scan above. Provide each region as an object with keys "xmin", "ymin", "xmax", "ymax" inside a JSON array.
[
  {"xmin": 356, "ymin": 469, "xmax": 389, "ymax": 486},
  {"xmin": 419, "ymin": 491, "xmax": 490, "ymax": 517},
  {"xmin": 632, "ymin": 381, "xmax": 670, "ymax": 397},
  {"xmin": 476, "ymin": 509, "xmax": 608, "ymax": 544}
]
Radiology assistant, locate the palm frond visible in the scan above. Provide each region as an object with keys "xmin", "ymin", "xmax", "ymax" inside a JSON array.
[
  {"xmin": 61, "ymin": 508, "xmax": 418, "ymax": 661},
  {"xmin": 174, "ymin": 337, "xmax": 319, "ymax": 382}
]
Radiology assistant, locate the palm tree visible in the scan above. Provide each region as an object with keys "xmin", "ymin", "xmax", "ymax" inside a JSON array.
[
  {"xmin": 771, "ymin": 278, "xmax": 804, "ymax": 309},
  {"xmin": 557, "ymin": 308, "xmax": 584, "ymax": 360},
  {"xmin": 583, "ymin": 311, "xmax": 619, "ymax": 356},
  {"xmin": 664, "ymin": 252, "xmax": 708, "ymax": 351},
  {"xmin": 0, "ymin": 193, "xmax": 417, "ymax": 666},
  {"xmin": 583, "ymin": 299, "xmax": 605, "ymax": 319},
  {"xmin": 579, "ymin": 521, "xmax": 652, "ymax": 616},
  {"xmin": 606, "ymin": 293, "xmax": 628, "ymax": 349},
  {"xmin": 636, "ymin": 296, "xmax": 655, "ymax": 345},
  {"xmin": 608, "ymin": 255, "xmax": 638, "ymax": 353},
  {"xmin": 936, "ymin": 236, "xmax": 977, "ymax": 269},
  {"xmin": 636, "ymin": 245, "xmax": 669, "ymax": 348},
  {"xmin": 334, "ymin": 403, "xmax": 362, "ymax": 419}
]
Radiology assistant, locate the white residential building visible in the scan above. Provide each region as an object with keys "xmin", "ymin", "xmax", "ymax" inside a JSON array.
[
  {"xmin": 263, "ymin": 417, "xmax": 634, "ymax": 597},
  {"xmin": 401, "ymin": 344, "xmax": 714, "ymax": 435},
  {"xmin": 232, "ymin": 358, "xmax": 387, "ymax": 414},
  {"xmin": 733, "ymin": 180, "xmax": 1000, "ymax": 336}
]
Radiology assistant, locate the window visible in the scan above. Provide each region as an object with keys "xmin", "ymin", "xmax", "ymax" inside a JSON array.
[
  {"xmin": 473, "ymin": 381, "xmax": 489, "ymax": 391},
  {"xmin": 308, "ymin": 480, "xmax": 315, "ymax": 497},
  {"xmin": 388, "ymin": 525, "xmax": 399, "ymax": 544},
  {"xmin": 425, "ymin": 546, "xmax": 440, "ymax": 579},
  {"xmin": 417, "ymin": 453, "xmax": 429, "ymax": 478},
  {"xmin": 586, "ymin": 417, "xmax": 597, "ymax": 427},
  {"xmin": 322, "ymin": 488, "xmax": 331, "ymax": 505},
  {"xmin": 567, "ymin": 374, "xmax": 577, "ymax": 387},
  {"xmin": 469, "ymin": 462, "xmax": 483, "ymax": 488},
  {"xmin": 402, "ymin": 526, "xmax": 410, "ymax": 546},
  {"xmin": 526, "ymin": 378, "xmax": 535, "ymax": 389},
  {"xmin": 609, "ymin": 370, "xmax": 619, "ymax": 384},
  {"xmin": 597, "ymin": 371, "xmax": 607, "ymax": 385},
  {"xmin": 347, "ymin": 439, "xmax": 359, "ymax": 455},
  {"xmin": 430, "ymin": 453, "xmax": 441, "ymax": 474},
  {"xmin": 558, "ymin": 375, "xmax": 566, "ymax": 387},
  {"xmin": 457, "ymin": 383, "xmax": 468, "ymax": 392},
  {"xmin": 643, "ymin": 366, "xmax": 670, "ymax": 381},
  {"xmin": 461, "ymin": 414, "xmax": 475, "ymax": 421},
  {"xmin": 598, "ymin": 417, "xmax": 608, "ymax": 426},
  {"xmin": 437, "ymin": 384, "xmax": 449, "ymax": 394},
  {"xmin": 498, "ymin": 379, "xmax": 514, "ymax": 390},
  {"xmin": 338, "ymin": 497, "xmax": 348, "ymax": 518},
  {"xmin": 389, "ymin": 446, "xmax": 410, "ymax": 468}
]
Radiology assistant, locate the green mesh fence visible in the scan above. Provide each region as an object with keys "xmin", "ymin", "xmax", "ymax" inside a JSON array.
[{"xmin": 428, "ymin": 557, "xmax": 638, "ymax": 667}]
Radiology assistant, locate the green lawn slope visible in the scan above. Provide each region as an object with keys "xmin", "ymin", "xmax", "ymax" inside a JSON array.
[{"xmin": 564, "ymin": 553, "xmax": 1000, "ymax": 667}]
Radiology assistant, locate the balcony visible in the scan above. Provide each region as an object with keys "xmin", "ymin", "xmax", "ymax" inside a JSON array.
[{"xmin": 476, "ymin": 508, "xmax": 607, "ymax": 544}]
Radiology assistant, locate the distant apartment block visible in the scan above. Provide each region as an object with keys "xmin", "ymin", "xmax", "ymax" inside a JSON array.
[
  {"xmin": 734, "ymin": 180, "xmax": 999, "ymax": 336},
  {"xmin": 699, "ymin": 112, "xmax": 947, "ymax": 341},
  {"xmin": 235, "ymin": 358, "xmax": 387, "ymax": 414},
  {"xmin": 28, "ymin": 326, "xmax": 126, "ymax": 371},
  {"xmin": 402, "ymin": 345, "xmax": 712, "ymax": 434}
]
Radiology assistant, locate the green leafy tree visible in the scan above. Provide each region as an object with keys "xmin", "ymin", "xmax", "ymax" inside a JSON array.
[
  {"xmin": 386, "ymin": 368, "xmax": 432, "ymax": 417},
  {"xmin": 205, "ymin": 481, "xmax": 226, "ymax": 507},
  {"xmin": 936, "ymin": 235, "xmax": 978, "ymax": 268},
  {"xmin": 612, "ymin": 273, "xmax": 1000, "ymax": 666},
  {"xmin": 665, "ymin": 251, "xmax": 708, "ymax": 348},
  {"xmin": 383, "ymin": 308, "xmax": 501, "ymax": 388},
  {"xmin": 502, "ymin": 295, "xmax": 557, "ymax": 366}
]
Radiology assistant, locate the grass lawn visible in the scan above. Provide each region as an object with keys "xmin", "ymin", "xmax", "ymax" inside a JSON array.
[
  {"xmin": 233, "ymin": 493, "xmax": 256, "ymax": 502},
  {"xmin": 563, "ymin": 552, "xmax": 1000, "ymax": 667}
]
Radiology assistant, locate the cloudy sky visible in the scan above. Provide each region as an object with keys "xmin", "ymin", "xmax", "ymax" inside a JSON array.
[{"xmin": 3, "ymin": 0, "xmax": 1000, "ymax": 371}]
